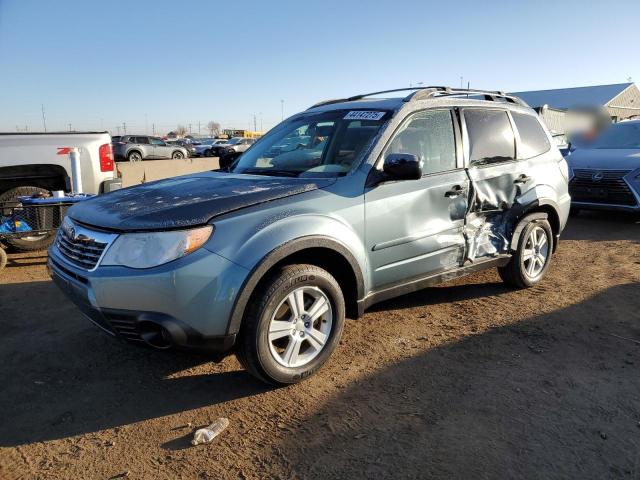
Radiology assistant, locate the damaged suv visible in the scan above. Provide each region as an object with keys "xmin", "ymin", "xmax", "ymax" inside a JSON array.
[{"xmin": 49, "ymin": 87, "xmax": 571, "ymax": 385}]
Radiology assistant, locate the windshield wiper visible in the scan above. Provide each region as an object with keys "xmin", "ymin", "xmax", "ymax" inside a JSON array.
[{"xmin": 239, "ymin": 168, "xmax": 301, "ymax": 177}]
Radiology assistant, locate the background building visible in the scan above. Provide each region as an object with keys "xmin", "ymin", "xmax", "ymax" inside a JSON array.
[{"xmin": 511, "ymin": 83, "xmax": 640, "ymax": 142}]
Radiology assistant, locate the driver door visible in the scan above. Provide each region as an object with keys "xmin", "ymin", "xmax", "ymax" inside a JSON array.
[{"xmin": 365, "ymin": 109, "xmax": 469, "ymax": 289}]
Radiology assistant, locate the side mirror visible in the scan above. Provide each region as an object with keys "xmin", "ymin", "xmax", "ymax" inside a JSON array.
[{"xmin": 383, "ymin": 153, "xmax": 422, "ymax": 180}]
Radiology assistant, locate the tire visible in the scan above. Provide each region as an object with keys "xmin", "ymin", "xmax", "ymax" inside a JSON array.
[
  {"xmin": 127, "ymin": 151, "xmax": 143, "ymax": 162},
  {"xmin": 498, "ymin": 217, "xmax": 554, "ymax": 289},
  {"xmin": 236, "ymin": 264, "xmax": 346, "ymax": 385},
  {"xmin": 204, "ymin": 149, "xmax": 212, "ymax": 157},
  {"xmin": 0, "ymin": 186, "xmax": 55, "ymax": 252},
  {"xmin": 172, "ymin": 151, "xmax": 185, "ymax": 159}
]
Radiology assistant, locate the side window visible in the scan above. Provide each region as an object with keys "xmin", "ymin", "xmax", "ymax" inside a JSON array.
[
  {"xmin": 464, "ymin": 109, "xmax": 515, "ymax": 165},
  {"xmin": 512, "ymin": 112, "xmax": 550, "ymax": 159},
  {"xmin": 383, "ymin": 109, "xmax": 457, "ymax": 175},
  {"xmin": 138, "ymin": 136, "xmax": 150, "ymax": 144},
  {"xmin": 150, "ymin": 137, "xmax": 164, "ymax": 145}
]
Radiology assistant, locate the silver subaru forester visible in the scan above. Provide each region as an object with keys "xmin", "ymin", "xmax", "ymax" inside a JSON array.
[{"xmin": 49, "ymin": 86, "xmax": 571, "ymax": 384}]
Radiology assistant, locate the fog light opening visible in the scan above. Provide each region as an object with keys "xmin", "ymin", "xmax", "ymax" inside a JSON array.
[{"xmin": 138, "ymin": 321, "xmax": 173, "ymax": 350}]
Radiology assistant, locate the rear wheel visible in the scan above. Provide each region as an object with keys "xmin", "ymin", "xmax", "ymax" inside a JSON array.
[
  {"xmin": 172, "ymin": 151, "xmax": 185, "ymax": 159},
  {"xmin": 236, "ymin": 264, "xmax": 345, "ymax": 385},
  {"xmin": 127, "ymin": 151, "xmax": 142, "ymax": 162},
  {"xmin": 0, "ymin": 186, "xmax": 54, "ymax": 251},
  {"xmin": 498, "ymin": 217, "xmax": 553, "ymax": 288}
]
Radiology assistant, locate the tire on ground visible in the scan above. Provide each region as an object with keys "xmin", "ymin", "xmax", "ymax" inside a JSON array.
[
  {"xmin": 498, "ymin": 216, "xmax": 554, "ymax": 289},
  {"xmin": 0, "ymin": 186, "xmax": 55, "ymax": 252},
  {"xmin": 236, "ymin": 264, "xmax": 346, "ymax": 385}
]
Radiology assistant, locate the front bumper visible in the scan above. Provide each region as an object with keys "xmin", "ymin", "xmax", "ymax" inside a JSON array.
[{"xmin": 48, "ymin": 245, "xmax": 249, "ymax": 354}]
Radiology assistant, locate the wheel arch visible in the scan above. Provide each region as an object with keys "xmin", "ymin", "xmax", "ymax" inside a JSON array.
[
  {"xmin": 227, "ymin": 236, "xmax": 365, "ymax": 336},
  {"xmin": 126, "ymin": 149, "xmax": 143, "ymax": 159},
  {"xmin": 508, "ymin": 199, "xmax": 561, "ymax": 253},
  {"xmin": 0, "ymin": 164, "xmax": 69, "ymax": 195}
]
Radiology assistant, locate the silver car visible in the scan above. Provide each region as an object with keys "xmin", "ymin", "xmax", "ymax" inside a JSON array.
[
  {"xmin": 113, "ymin": 135, "xmax": 189, "ymax": 161},
  {"xmin": 49, "ymin": 86, "xmax": 570, "ymax": 385},
  {"xmin": 567, "ymin": 120, "xmax": 640, "ymax": 212}
]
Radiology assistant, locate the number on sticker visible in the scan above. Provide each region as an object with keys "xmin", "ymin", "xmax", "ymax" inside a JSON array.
[{"xmin": 344, "ymin": 111, "xmax": 385, "ymax": 121}]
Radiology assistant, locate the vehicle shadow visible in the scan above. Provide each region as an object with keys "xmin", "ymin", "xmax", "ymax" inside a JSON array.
[
  {"xmin": 277, "ymin": 282, "xmax": 640, "ymax": 479},
  {"xmin": 0, "ymin": 280, "xmax": 273, "ymax": 447}
]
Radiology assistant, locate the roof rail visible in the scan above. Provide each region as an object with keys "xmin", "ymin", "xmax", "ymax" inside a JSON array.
[
  {"xmin": 407, "ymin": 87, "xmax": 528, "ymax": 105},
  {"xmin": 308, "ymin": 86, "xmax": 528, "ymax": 110}
]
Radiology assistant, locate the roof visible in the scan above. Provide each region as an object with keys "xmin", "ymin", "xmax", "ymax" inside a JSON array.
[{"xmin": 510, "ymin": 83, "xmax": 633, "ymax": 109}]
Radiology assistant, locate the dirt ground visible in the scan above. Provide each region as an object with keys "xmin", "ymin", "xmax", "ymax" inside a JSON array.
[{"xmin": 0, "ymin": 210, "xmax": 639, "ymax": 479}]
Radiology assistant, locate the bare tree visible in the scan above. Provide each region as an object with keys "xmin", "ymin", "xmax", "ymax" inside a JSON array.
[
  {"xmin": 175, "ymin": 124, "xmax": 188, "ymax": 137},
  {"xmin": 206, "ymin": 121, "xmax": 221, "ymax": 137}
]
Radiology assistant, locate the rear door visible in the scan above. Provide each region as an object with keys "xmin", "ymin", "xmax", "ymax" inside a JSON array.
[
  {"xmin": 136, "ymin": 136, "xmax": 152, "ymax": 158},
  {"xmin": 460, "ymin": 108, "xmax": 533, "ymax": 260},
  {"xmin": 365, "ymin": 108, "xmax": 469, "ymax": 289},
  {"xmin": 461, "ymin": 108, "xmax": 524, "ymax": 211}
]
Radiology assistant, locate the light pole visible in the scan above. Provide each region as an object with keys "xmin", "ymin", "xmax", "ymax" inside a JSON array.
[{"xmin": 41, "ymin": 104, "xmax": 47, "ymax": 132}]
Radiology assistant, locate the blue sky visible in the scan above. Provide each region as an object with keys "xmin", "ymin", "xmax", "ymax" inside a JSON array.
[{"xmin": 1, "ymin": 0, "xmax": 638, "ymax": 134}]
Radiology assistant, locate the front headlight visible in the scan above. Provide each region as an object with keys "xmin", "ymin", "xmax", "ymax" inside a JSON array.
[{"xmin": 101, "ymin": 225, "xmax": 213, "ymax": 269}]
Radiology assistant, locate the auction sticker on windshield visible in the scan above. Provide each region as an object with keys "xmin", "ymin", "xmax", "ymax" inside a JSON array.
[{"xmin": 343, "ymin": 111, "xmax": 386, "ymax": 121}]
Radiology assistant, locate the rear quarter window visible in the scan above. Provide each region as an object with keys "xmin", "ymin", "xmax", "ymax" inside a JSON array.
[
  {"xmin": 512, "ymin": 112, "xmax": 550, "ymax": 159},
  {"xmin": 464, "ymin": 109, "xmax": 515, "ymax": 165}
]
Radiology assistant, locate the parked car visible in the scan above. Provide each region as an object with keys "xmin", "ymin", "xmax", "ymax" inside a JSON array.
[
  {"xmin": 193, "ymin": 139, "xmax": 229, "ymax": 157},
  {"xmin": 113, "ymin": 135, "xmax": 189, "ymax": 161},
  {"xmin": 167, "ymin": 139, "xmax": 196, "ymax": 157},
  {"xmin": 0, "ymin": 131, "xmax": 121, "ymax": 251},
  {"xmin": 210, "ymin": 137, "xmax": 256, "ymax": 167},
  {"xmin": 49, "ymin": 86, "xmax": 570, "ymax": 385},
  {"xmin": 567, "ymin": 120, "xmax": 640, "ymax": 213}
]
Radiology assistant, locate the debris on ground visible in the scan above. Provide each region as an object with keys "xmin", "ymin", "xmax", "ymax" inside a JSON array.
[{"xmin": 191, "ymin": 418, "xmax": 230, "ymax": 446}]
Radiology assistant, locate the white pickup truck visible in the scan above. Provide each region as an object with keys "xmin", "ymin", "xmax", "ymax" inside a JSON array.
[{"xmin": 0, "ymin": 132, "xmax": 122, "ymax": 251}]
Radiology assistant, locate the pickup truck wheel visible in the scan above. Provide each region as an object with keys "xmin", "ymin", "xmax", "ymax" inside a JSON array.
[
  {"xmin": 236, "ymin": 264, "xmax": 345, "ymax": 385},
  {"xmin": 171, "ymin": 151, "xmax": 184, "ymax": 159},
  {"xmin": 127, "ymin": 151, "xmax": 142, "ymax": 162},
  {"xmin": 498, "ymin": 218, "xmax": 553, "ymax": 288},
  {"xmin": 0, "ymin": 186, "xmax": 55, "ymax": 251}
]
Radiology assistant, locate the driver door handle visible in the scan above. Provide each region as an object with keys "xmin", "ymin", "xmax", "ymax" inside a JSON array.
[
  {"xmin": 444, "ymin": 185, "xmax": 465, "ymax": 198},
  {"xmin": 514, "ymin": 174, "xmax": 531, "ymax": 184}
]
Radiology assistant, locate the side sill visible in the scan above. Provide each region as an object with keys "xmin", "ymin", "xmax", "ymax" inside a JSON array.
[{"xmin": 359, "ymin": 254, "xmax": 511, "ymax": 312}]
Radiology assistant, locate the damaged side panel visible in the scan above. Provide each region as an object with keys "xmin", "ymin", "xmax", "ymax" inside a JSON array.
[{"xmin": 463, "ymin": 164, "xmax": 533, "ymax": 262}]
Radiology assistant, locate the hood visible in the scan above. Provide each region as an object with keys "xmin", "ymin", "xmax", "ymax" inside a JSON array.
[
  {"xmin": 68, "ymin": 171, "xmax": 334, "ymax": 231},
  {"xmin": 568, "ymin": 148, "xmax": 640, "ymax": 171}
]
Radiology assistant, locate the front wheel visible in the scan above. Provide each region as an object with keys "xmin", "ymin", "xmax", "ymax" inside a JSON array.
[
  {"xmin": 498, "ymin": 217, "xmax": 553, "ymax": 288},
  {"xmin": 236, "ymin": 264, "xmax": 345, "ymax": 385},
  {"xmin": 172, "ymin": 151, "xmax": 185, "ymax": 159}
]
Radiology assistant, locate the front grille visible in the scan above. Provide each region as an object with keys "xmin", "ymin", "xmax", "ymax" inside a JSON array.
[
  {"xmin": 570, "ymin": 169, "xmax": 637, "ymax": 206},
  {"xmin": 57, "ymin": 231, "xmax": 107, "ymax": 270}
]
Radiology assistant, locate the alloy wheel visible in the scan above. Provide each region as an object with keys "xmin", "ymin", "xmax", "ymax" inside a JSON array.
[
  {"xmin": 522, "ymin": 226, "xmax": 549, "ymax": 278},
  {"xmin": 267, "ymin": 286, "xmax": 333, "ymax": 368}
]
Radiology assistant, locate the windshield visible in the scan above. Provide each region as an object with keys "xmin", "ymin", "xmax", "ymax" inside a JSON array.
[
  {"xmin": 231, "ymin": 110, "xmax": 389, "ymax": 177},
  {"xmin": 593, "ymin": 122, "xmax": 640, "ymax": 149}
]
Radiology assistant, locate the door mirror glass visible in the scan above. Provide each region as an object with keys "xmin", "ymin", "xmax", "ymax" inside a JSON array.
[{"xmin": 383, "ymin": 153, "xmax": 422, "ymax": 180}]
